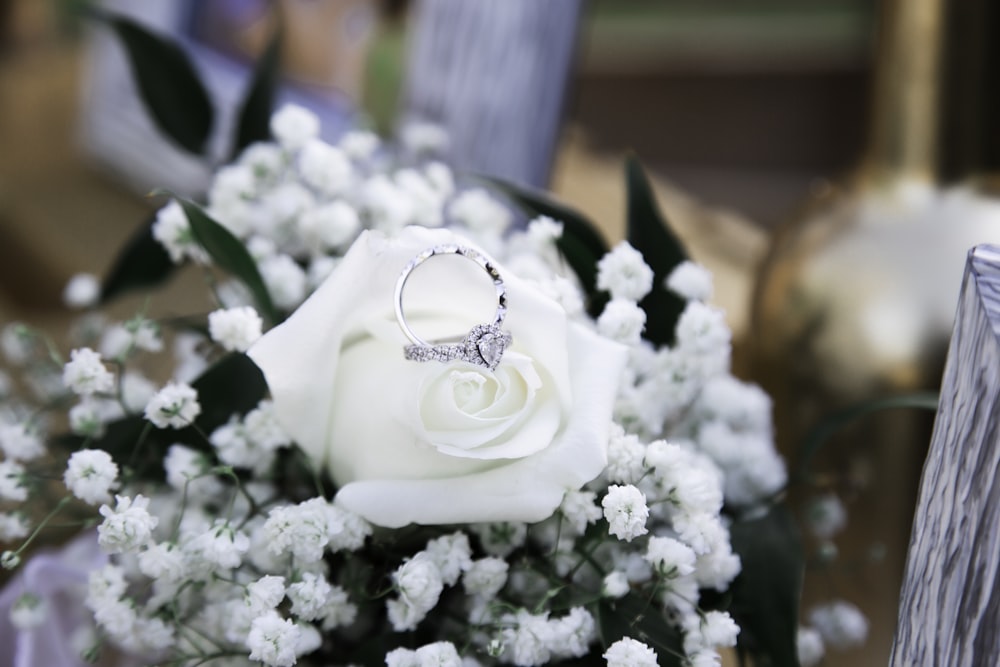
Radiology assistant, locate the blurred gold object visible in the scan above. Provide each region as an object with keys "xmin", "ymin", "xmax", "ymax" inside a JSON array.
[{"xmin": 748, "ymin": 0, "xmax": 1000, "ymax": 664}]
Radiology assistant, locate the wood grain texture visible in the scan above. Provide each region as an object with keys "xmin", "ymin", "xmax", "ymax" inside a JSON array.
[
  {"xmin": 891, "ymin": 244, "xmax": 1000, "ymax": 666},
  {"xmin": 402, "ymin": 0, "xmax": 582, "ymax": 187}
]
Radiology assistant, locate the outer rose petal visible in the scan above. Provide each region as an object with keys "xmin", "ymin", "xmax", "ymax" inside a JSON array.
[{"xmin": 249, "ymin": 227, "xmax": 627, "ymax": 526}]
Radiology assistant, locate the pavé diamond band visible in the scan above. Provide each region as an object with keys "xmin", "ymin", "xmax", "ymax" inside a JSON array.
[{"xmin": 394, "ymin": 244, "xmax": 513, "ymax": 371}]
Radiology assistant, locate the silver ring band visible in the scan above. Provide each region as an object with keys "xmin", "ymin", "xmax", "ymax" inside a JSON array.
[{"xmin": 394, "ymin": 244, "xmax": 513, "ymax": 370}]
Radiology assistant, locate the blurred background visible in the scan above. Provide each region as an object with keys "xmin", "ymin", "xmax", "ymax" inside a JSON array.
[{"xmin": 1, "ymin": 0, "xmax": 998, "ymax": 665}]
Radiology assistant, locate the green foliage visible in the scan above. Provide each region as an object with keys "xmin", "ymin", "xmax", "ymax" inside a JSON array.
[
  {"xmin": 99, "ymin": 213, "xmax": 174, "ymax": 303},
  {"xmin": 177, "ymin": 198, "xmax": 279, "ymax": 325},
  {"xmin": 188, "ymin": 352, "xmax": 269, "ymax": 433},
  {"xmin": 94, "ymin": 11, "xmax": 214, "ymax": 155},
  {"xmin": 624, "ymin": 156, "xmax": 688, "ymax": 347},
  {"xmin": 728, "ymin": 505, "xmax": 803, "ymax": 667},
  {"xmin": 597, "ymin": 592, "xmax": 683, "ymax": 666},
  {"xmin": 479, "ymin": 176, "xmax": 610, "ymax": 318},
  {"xmin": 232, "ymin": 27, "xmax": 283, "ymax": 158}
]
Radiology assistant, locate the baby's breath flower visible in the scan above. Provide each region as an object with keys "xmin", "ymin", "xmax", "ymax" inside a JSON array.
[
  {"xmin": 400, "ymin": 121, "xmax": 449, "ymax": 155},
  {"xmin": 211, "ymin": 416, "xmax": 275, "ymax": 475},
  {"xmin": 597, "ymin": 299, "xmax": 647, "ymax": 345},
  {"xmin": 263, "ymin": 497, "xmax": 336, "ymax": 563},
  {"xmin": 550, "ymin": 607, "xmax": 596, "ymax": 659},
  {"xmin": 68, "ymin": 397, "xmax": 121, "ymax": 438},
  {"xmin": 288, "ymin": 572, "xmax": 332, "ymax": 621},
  {"xmin": 320, "ymin": 585, "xmax": 357, "ymax": 630},
  {"xmin": 807, "ymin": 493, "xmax": 848, "ymax": 540},
  {"xmin": 326, "ymin": 503, "xmax": 372, "ymax": 552},
  {"xmin": 0, "ymin": 423, "xmax": 45, "ymax": 462},
  {"xmin": 10, "ymin": 592, "xmax": 48, "ymax": 629},
  {"xmin": 298, "ymin": 201, "xmax": 361, "ymax": 251},
  {"xmin": 63, "ymin": 347, "xmax": 114, "ymax": 396},
  {"xmin": 797, "ymin": 627, "xmax": 825, "ymax": 666},
  {"xmin": 387, "ymin": 642, "xmax": 462, "ymax": 667},
  {"xmin": 682, "ymin": 610, "xmax": 739, "ymax": 654},
  {"xmin": 0, "ymin": 460, "xmax": 28, "ymax": 502},
  {"xmin": 339, "ymin": 129, "xmax": 379, "ymax": 161},
  {"xmin": 675, "ymin": 301, "xmax": 730, "ymax": 361},
  {"xmin": 645, "ymin": 536, "xmax": 696, "ymax": 578},
  {"xmin": 501, "ymin": 609, "xmax": 554, "ymax": 666},
  {"xmin": 64, "ymin": 449, "xmax": 118, "ymax": 505},
  {"xmin": 605, "ymin": 425, "xmax": 646, "ymax": 484},
  {"xmin": 388, "ymin": 554, "xmax": 444, "ymax": 631},
  {"xmin": 462, "ymin": 557, "xmax": 509, "ymax": 599},
  {"xmin": 63, "ymin": 273, "xmax": 101, "ymax": 309},
  {"xmin": 208, "ymin": 306, "xmax": 263, "ymax": 352},
  {"xmin": 299, "ymin": 139, "xmax": 352, "ymax": 196},
  {"xmin": 239, "ymin": 143, "xmax": 285, "ymax": 182},
  {"xmin": 424, "ymin": 532, "xmax": 472, "ymax": 586},
  {"xmin": 1, "ymin": 323, "xmax": 36, "ymax": 365},
  {"xmin": 271, "ymin": 103, "xmax": 320, "ymax": 151},
  {"xmin": 597, "ymin": 242, "xmax": 655, "ymax": 302},
  {"xmin": 666, "ymin": 260, "xmax": 714, "ymax": 301},
  {"xmin": 138, "ymin": 541, "xmax": 185, "ymax": 582},
  {"xmin": 152, "ymin": 199, "xmax": 207, "ymax": 264},
  {"xmin": 559, "ymin": 490, "xmax": 602, "ymax": 535},
  {"xmin": 121, "ymin": 371, "xmax": 156, "ymax": 413},
  {"xmin": 192, "ymin": 519, "xmax": 250, "ymax": 570},
  {"xmin": 97, "ymin": 494, "xmax": 158, "ymax": 554},
  {"xmin": 449, "ymin": 189, "xmax": 512, "ymax": 235},
  {"xmin": 808, "ymin": 600, "xmax": 868, "ymax": 650},
  {"xmin": 260, "ymin": 254, "xmax": 308, "ymax": 310},
  {"xmin": 526, "ymin": 216, "xmax": 564, "ymax": 246},
  {"xmin": 471, "ymin": 522, "xmax": 527, "ymax": 558},
  {"xmin": 0, "ymin": 512, "xmax": 29, "ymax": 541},
  {"xmin": 603, "ymin": 637, "xmax": 658, "ymax": 667},
  {"xmin": 1, "ymin": 551, "xmax": 20, "ymax": 569},
  {"xmin": 243, "ymin": 400, "xmax": 291, "ymax": 450},
  {"xmin": 144, "ymin": 382, "xmax": 201, "ymax": 429},
  {"xmin": 602, "ymin": 484, "xmax": 649, "ymax": 542},
  {"xmin": 246, "ymin": 575, "xmax": 287, "ymax": 615},
  {"xmin": 247, "ymin": 610, "xmax": 300, "ymax": 667},
  {"xmin": 602, "ymin": 571, "xmax": 630, "ymax": 598}
]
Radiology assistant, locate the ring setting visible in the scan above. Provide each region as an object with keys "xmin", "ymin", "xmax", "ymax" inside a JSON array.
[{"xmin": 394, "ymin": 244, "xmax": 513, "ymax": 371}]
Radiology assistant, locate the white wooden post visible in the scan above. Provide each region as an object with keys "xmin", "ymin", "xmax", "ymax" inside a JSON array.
[
  {"xmin": 402, "ymin": 0, "xmax": 582, "ymax": 188},
  {"xmin": 891, "ymin": 244, "xmax": 1000, "ymax": 665}
]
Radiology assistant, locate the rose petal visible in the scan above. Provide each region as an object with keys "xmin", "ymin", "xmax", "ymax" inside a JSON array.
[{"xmin": 335, "ymin": 324, "xmax": 626, "ymax": 526}]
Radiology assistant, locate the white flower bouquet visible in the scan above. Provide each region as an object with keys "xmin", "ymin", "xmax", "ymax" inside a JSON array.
[{"xmin": 0, "ymin": 13, "xmax": 863, "ymax": 667}]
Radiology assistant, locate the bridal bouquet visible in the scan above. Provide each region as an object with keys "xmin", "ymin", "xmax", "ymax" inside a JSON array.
[{"xmin": 0, "ymin": 13, "xmax": 835, "ymax": 667}]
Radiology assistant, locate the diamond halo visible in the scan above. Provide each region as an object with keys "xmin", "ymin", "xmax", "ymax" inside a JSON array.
[{"xmin": 395, "ymin": 244, "xmax": 514, "ymax": 371}]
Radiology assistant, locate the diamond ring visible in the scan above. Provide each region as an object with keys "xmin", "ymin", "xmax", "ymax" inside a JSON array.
[{"xmin": 394, "ymin": 244, "xmax": 513, "ymax": 371}]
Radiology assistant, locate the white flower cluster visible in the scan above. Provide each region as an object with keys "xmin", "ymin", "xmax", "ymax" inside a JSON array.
[{"xmin": 0, "ymin": 105, "xmax": 867, "ymax": 667}]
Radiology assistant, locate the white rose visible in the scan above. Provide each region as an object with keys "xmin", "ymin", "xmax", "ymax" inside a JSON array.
[{"xmin": 248, "ymin": 226, "xmax": 627, "ymax": 527}]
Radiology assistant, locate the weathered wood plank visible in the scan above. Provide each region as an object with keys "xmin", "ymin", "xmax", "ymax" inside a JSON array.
[
  {"xmin": 891, "ymin": 244, "xmax": 1000, "ymax": 666},
  {"xmin": 402, "ymin": 0, "xmax": 582, "ymax": 187}
]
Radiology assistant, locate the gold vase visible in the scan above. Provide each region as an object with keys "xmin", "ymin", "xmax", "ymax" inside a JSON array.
[{"xmin": 749, "ymin": 0, "xmax": 1000, "ymax": 664}]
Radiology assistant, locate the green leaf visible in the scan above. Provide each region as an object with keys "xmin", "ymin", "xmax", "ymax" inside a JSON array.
[
  {"xmin": 597, "ymin": 593, "xmax": 683, "ymax": 666},
  {"xmin": 796, "ymin": 392, "xmax": 939, "ymax": 481},
  {"xmin": 100, "ymin": 213, "xmax": 176, "ymax": 303},
  {"xmin": 728, "ymin": 504, "xmax": 803, "ymax": 667},
  {"xmin": 625, "ymin": 156, "xmax": 689, "ymax": 346},
  {"xmin": 177, "ymin": 198, "xmax": 279, "ymax": 324},
  {"xmin": 96, "ymin": 12, "xmax": 213, "ymax": 155},
  {"xmin": 190, "ymin": 353, "xmax": 268, "ymax": 432},
  {"xmin": 232, "ymin": 26, "xmax": 282, "ymax": 158},
  {"xmin": 479, "ymin": 175, "xmax": 610, "ymax": 317}
]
